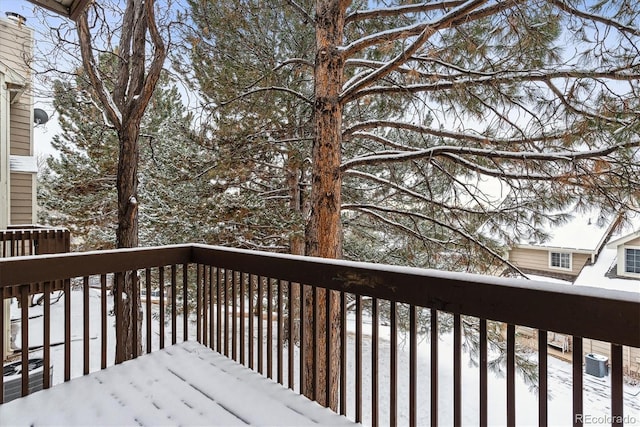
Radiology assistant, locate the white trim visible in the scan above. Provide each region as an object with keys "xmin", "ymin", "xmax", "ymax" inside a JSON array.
[
  {"xmin": 607, "ymin": 230, "xmax": 640, "ymax": 249},
  {"xmin": 515, "ymin": 243, "xmax": 595, "ymax": 256},
  {"xmin": 548, "ymin": 251, "xmax": 572, "ymax": 271},
  {"xmin": 9, "ymin": 155, "xmax": 37, "ymax": 173},
  {"xmin": 621, "ymin": 246, "xmax": 640, "ymax": 278}
]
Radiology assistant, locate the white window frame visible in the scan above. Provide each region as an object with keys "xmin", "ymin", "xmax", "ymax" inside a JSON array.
[
  {"xmin": 549, "ymin": 251, "xmax": 572, "ymax": 270},
  {"xmin": 624, "ymin": 247, "xmax": 640, "ymax": 275}
]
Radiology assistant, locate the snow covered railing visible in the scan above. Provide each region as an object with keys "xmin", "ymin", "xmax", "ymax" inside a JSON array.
[
  {"xmin": 0, "ymin": 226, "xmax": 70, "ymax": 299},
  {"xmin": 0, "ymin": 244, "xmax": 638, "ymax": 426}
]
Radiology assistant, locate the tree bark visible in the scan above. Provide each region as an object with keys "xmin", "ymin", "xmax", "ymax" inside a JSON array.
[
  {"xmin": 303, "ymin": 0, "xmax": 349, "ymax": 411},
  {"xmin": 114, "ymin": 122, "xmax": 143, "ymax": 362}
]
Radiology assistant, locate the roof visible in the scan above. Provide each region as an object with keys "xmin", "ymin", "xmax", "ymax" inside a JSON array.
[
  {"xmin": 25, "ymin": 0, "xmax": 92, "ymax": 20},
  {"xmin": 514, "ymin": 209, "xmax": 618, "ymax": 253},
  {"xmin": 574, "ymin": 246, "xmax": 640, "ymax": 294},
  {"xmin": 606, "ymin": 229, "xmax": 640, "ymax": 248}
]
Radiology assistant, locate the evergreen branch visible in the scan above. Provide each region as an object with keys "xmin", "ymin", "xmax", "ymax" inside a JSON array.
[
  {"xmin": 341, "ymin": 0, "xmax": 488, "ymax": 103},
  {"xmin": 549, "ymin": 0, "xmax": 640, "ymax": 37},
  {"xmin": 347, "ymin": 69, "xmax": 640, "ymax": 104},
  {"xmin": 285, "ymin": 0, "xmax": 314, "ymax": 24},
  {"xmin": 343, "ymin": 203, "xmax": 528, "ymax": 277},
  {"xmin": 218, "ymin": 86, "xmax": 313, "ymax": 108},
  {"xmin": 543, "ymin": 79, "xmax": 631, "ymax": 128},
  {"xmin": 341, "ymin": 0, "xmax": 518, "ymax": 58},
  {"xmin": 344, "ymin": 120, "xmax": 572, "ymax": 146},
  {"xmin": 345, "ymin": 1, "xmax": 467, "ymax": 25},
  {"xmin": 342, "ymin": 142, "xmax": 640, "ymax": 178},
  {"xmin": 344, "ymin": 170, "xmax": 512, "ymax": 215},
  {"xmin": 347, "ymin": 131, "xmax": 423, "ymax": 151}
]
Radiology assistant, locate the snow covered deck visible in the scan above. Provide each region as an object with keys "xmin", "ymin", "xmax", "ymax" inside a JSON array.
[{"xmin": 0, "ymin": 341, "xmax": 355, "ymax": 426}]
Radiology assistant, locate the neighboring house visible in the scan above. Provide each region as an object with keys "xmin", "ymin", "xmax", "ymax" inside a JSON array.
[
  {"xmin": 507, "ymin": 210, "xmax": 621, "ymax": 282},
  {"xmin": 512, "ymin": 211, "xmax": 640, "ymax": 378},
  {"xmin": 1, "ymin": 12, "xmax": 36, "ymax": 358},
  {"xmin": 0, "ymin": 13, "xmax": 37, "ymax": 229},
  {"xmin": 607, "ymin": 229, "xmax": 640, "ymax": 280}
]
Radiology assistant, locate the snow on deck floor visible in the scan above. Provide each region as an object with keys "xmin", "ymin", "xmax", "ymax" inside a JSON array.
[{"xmin": 0, "ymin": 341, "xmax": 355, "ymax": 426}]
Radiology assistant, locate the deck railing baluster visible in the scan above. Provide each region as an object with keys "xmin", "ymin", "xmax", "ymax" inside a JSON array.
[
  {"xmin": 132, "ymin": 271, "xmax": 139, "ymax": 358},
  {"xmin": 390, "ymin": 301, "xmax": 397, "ymax": 427},
  {"xmin": 240, "ymin": 272, "xmax": 246, "ymax": 366},
  {"xmin": 372, "ymin": 297, "xmax": 379, "ymax": 427},
  {"xmin": 248, "ymin": 273, "xmax": 254, "ymax": 370},
  {"xmin": 454, "ymin": 314, "xmax": 462, "ymax": 427},
  {"xmin": 288, "ymin": 281, "xmax": 294, "ymax": 390},
  {"xmin": 216, "ymin": 268, "xmax": 222, "ymax": 353},
  {"xmin": 209, "ymin": 267, "xmax": 215, "ymax": 351},
  {"xmin": 538, "ymin": 330, "xmax": 548, "ymax": 427},
  {"xmin": 611, "ymin": 343, "xmax": 623, "ymax": 427},
  {"xmin": 43, "ymin": 282, "xmax": 51, "ymax": 389},
  {"xmin": 171, "ymin": 265, "xmax": 177, "ymax": 345},
  {"xmin": 340, "ymin": 290, "xmax": 347, "ymax": 416},
  {"xmin": 232, "ymin": 270, "xmax": 238, "ymax": 361},
  {"xmin": 325, "ymin": 288, "xmax": 331, "ymax": 408},
  {"xmin": 507, "ymin": 324, "xmax": 516, "ymax": 426},
  {"xmin": 257, "ymin": 275, "xmax": 264, "ymax": 375},
  {"xmin": 20, "ymin": 285, "xmax": 29, "ymax": 397},
  {"xmin": 277, "ymin": 279, "xmax": 283, "ymax": 385},
  {"xmin": 159, "ymin": 267, "xmax": 165, "ymax": 350},
  {"xmin": 198, "ymin": 265, "xmax": 203, "ymax": 345},
  {"xmin": 183, "ymin": 264, "xmax": 188, "ymax": 341},
  {"xmin": 355, "ymin": 295, "xmax": 362, "ymax": 423},
  {"xmin": 299, "ymin": 283, "xmax": 306, "ymax": 395},
  {"xmin": 145, "ymin": 269, "xmax": 152, "ymax": 354},
  {"xmin": 430, "ymin": 308, "xmax": 438, "ymax": 427},
  {"xmin": 573, "ymin": 336, "xmax": 583, "ymax": 427},
  {"xmin": 480, "ymin": 319, "xmax": 488, "ymax": 427},
  {"xmin": 224, "ymin": 269, "xmax": 229, "ymax": 357},
  {"xmin": 267, "ymin": 278, "xmax": 273, "ymax": 378},
  {"xmin": 64, "ymin": 278, "xmax": 72, "ymax": 377},
  {"xmin": 83, "ymin": 276, "xmax": 90, "ymax": 374},
  {"xmin": 101, "ymin": 274, "xmax": 108, "ymax": 367},
  {"xmin": 409, "ymin": 305, "xmax": 417, "ymax": 427}
]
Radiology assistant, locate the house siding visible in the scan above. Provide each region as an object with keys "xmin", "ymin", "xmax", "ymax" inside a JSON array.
[
  {"xmin": 10, "ymin": 172, "xmax": 33, "ymax": 224},
  {"xmin": 9, "ymin": 100, "xmax": 31, "ymax": 156},
  {"xmin": 508, "ymin": 247, "xmax": 591, "ymax": 279},
  {"xmin": 1, "ymin": 18, "xmax": 34, "ymax": 227},
  {"xmin": 0, "ymin": 19, "xmax": 32, "ymax": 78}
]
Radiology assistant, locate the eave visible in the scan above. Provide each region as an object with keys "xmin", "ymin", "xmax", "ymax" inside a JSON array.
[{"xmin": 25, "ymin": 0, "xmax": 93, "ymax": 20}]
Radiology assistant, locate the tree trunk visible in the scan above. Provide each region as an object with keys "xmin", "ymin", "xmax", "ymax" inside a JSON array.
[
  {"xmin": 286, "ymin": 157, "xmax": 304, "ymax": 345},
  {"xmin": 303, "ymin": 0, "xmax": 348, "ymax": 411},
  {"xmin": 114, "ymin": 123, "xmax": 143, "ymax": 362}
]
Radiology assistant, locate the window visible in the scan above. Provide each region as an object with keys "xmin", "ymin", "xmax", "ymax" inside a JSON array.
[
  {"xmin": 550, "ymin": 252, "xmax": 571, "ymax": 269},
  {"xmin": 625, "ymin": 248, "xmax": 640, "ymax": 274}
]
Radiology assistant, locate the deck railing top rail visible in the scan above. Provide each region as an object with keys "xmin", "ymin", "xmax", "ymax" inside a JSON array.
[{"xmin": 0, "ymin": 243, "xmax": 638, "ymax": 347}]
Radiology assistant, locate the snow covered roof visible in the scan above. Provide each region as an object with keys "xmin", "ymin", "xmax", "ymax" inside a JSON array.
[
  {"xmin": 516, "ymin": 209, "xmax": 617, "ymax": 253},
  {"xmin": 574, "ymin": 247, "xmax": 640, "ymax": 294}
]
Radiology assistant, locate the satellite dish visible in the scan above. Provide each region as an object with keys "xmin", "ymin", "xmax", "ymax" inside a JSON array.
[{"xmin": 34, "ymin": 108, "xmax": 49, "ymax": 125}]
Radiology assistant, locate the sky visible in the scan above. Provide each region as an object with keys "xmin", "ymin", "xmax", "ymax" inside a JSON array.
[{"xmin": 1, "ymin": 0, "xmax": 64, "ymax": 158}]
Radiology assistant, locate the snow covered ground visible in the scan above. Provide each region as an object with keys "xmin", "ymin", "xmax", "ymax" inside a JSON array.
[{"xmin": 7, "ymin": 289, "xmax": 640, "ymax": 426}]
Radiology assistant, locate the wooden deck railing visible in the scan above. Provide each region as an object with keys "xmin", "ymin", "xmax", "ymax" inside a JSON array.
[
  {"xmin": 0, "ymin": 244, "xmax": 638, "ymax": 426},
  {"xmin": 0, "ymin": 226, "xmax": 70, "ymax": 298}
]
